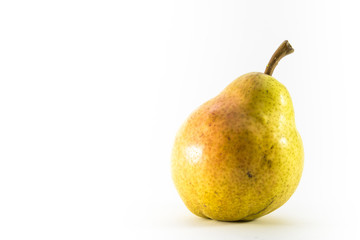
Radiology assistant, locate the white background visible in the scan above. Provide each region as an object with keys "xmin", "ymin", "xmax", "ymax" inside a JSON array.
[{"xmin": 0, "ymin": 0, "xmax": 359, "ymax": 239}]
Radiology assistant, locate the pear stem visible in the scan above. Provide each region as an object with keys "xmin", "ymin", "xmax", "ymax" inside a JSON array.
[{"xmin": 264, "ymin": 40, "xmax": 294, "ymax": 76}]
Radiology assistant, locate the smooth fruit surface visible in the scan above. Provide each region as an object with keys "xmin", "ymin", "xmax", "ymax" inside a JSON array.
[{"xmin": 171, "ymin": 72, "xmax": 303, "ymax": 221}]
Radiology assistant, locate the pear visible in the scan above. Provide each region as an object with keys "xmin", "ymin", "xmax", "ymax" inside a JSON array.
[{"xmin": 171, "ymin": 41, "xmax": 304, "ymax": 221}]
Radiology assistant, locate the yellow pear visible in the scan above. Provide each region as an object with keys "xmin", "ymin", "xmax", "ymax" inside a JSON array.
[{"xmin": 171, "ymin": 41, "xmax": 304, "ymax": 221}]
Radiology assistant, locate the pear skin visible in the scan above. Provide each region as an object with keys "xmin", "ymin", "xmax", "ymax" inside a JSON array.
[{"xmin": 171, "ymin": 41, "xmax": 303, "ymax": 221}]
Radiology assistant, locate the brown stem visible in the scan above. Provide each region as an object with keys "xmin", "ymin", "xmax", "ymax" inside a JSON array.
[{"xmin": 264, "ymin": 40, "xmax": 294, "ymax": 76}]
